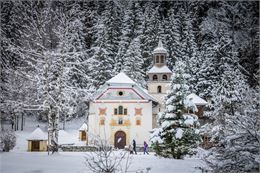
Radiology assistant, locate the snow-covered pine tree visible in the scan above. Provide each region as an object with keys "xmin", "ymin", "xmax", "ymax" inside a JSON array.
[
  {"xmin": 151, "ymin": 61, "xmax": 200, "ymax": 159},
  {"xmin": 207, "ymin": 87, "xmax": 260, "ymax": 172},
  {"xmin": 100, "ymin": 1, "xmax": 122, "ymax": 74},
  {"xmin": 89, "ymin": 45, "xmax": 111, "ymax": 88},
  {"xmin": 194, "ymin": 39, "xmax": 219, "ymax": 101},
  {"xmin": 140, "ymin": 2, "xmax": 161, "ymax": 73},
  {"xmin": 204, "ymin": 57, "xmax": 260, "ymax": 171},
  {"xmin": 0, "ymin": 0, "xmax": 39, "ymax": 130},
  {"xmin": 123, "ymin": 37, "xmax": 145, "ymax": 87},
  {"xmin": 53, "ymin": 2, "xmax": 94, "ymax": 126},
  {"xmin": 115, "ymin": 1, "xmax": 144, "ymax": 73},
  {"xmin": 164, "ymin": 8, "xmax": 181, "ymax": 70},
  {"xmin": 90, "ymin": 1, "xmax": 118, "ymax": 87}
]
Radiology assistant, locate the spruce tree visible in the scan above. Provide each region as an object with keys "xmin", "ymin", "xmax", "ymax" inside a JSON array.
[
  {"xmin": 123, "ymin": 37, "xmax": 145, "ymax": 87},
  {"xmin": 151, "ymin": 61, "xmax": 200, "ymax": 159}
]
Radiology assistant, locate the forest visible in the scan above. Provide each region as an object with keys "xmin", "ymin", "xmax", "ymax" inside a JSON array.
[
  {"xmin": 0, "ymin": 1, "xmax": 259, "ymax": 171},
  {"xmin": 1, "ymin": 0, "xmax": 258, "ymax": 120}
]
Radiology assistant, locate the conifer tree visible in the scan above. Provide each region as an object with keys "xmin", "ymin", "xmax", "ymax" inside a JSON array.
[
  {"xmin": 205, "ymin": 61, "xmax": 259, "ymax": 172},
  {"xmin": 123, "ymin": 37, "xmax": 145, "ymax": 87},
  {"xmin": 151, "ymin": 61, "xmax": 200, "ymax": 159}
]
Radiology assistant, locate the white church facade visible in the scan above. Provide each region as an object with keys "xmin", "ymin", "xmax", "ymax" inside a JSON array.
[
  {"xmin": 88, "ymin": 72, "xmax": 157, "ymax": 148},
  {"xmin": 87, "ymin": 40, "xmax": 207, "ymax": 149}
]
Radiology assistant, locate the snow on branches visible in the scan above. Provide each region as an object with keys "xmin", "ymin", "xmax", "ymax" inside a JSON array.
[{"xmin": 151, "ymin": 61, "xmax": 200, "ymax": 159}]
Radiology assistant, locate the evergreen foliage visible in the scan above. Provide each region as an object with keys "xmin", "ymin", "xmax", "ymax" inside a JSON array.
[
  {"xmin": 0, "ymin": 1, "xmax": 259, "ymax": 170},
  {"xmin": 151, "ymin": 61, "xmax": 200, "ymax": 159}
]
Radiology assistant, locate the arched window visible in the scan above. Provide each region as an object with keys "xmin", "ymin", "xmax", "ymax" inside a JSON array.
[
  {"xmin": 162, "ymin": 74, "xmax": 167, "ymax": 81},
  {"xmin": 157, "ymin": 86, "xmax": 162, "ymax": 93},
  {"xmin": 136, "ymin": 119, "xmax": 141, "ymax": 126},
  {"xmin": 160, "ymin": 55, "xmax": 164, "ymax": 63},
  {"xmin": 153, "ymin": 75, "xmax": 158, "ymax": 81},
  {"xmin": 118, "ymin": 106, "xmax": 123, "ymax": 115},
  {"xmin": 156, "ymin": 56, "xmax": 160, "ymax": 63}
]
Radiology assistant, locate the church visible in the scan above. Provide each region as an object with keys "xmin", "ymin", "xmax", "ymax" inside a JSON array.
[{"xmin": 87, "ymin": 40, "xmax": 206, "ymax": 149}]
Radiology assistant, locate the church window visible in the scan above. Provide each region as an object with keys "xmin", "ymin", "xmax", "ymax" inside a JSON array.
[
  {"xmin": 118, "ymin": 118, "xmax": 123, "ymax": 125},
  {"xmin": 100, "ymin": 118, "xmax": 105, "ymax": 125},
  {"xmin": 118, "ymin": 91, "xmax": 124, "ymax": 96},
  {"xmin": 157, "ymin": 86, "xmax": 162, "ymax": 93},
  {"xmin": 162, "ymin": 74, "xmax": 167, "ymax": 81},
  {"xmin": 156, "ymin": 56, "xmax": 160, "ymax": 63},
  {"xmin": 124, "ymin": 108, "xmax": 127, "ymax": 115},
  {"xmin": 160, "ymin": 55, "xmax": 164, "ymax": 63},
  {"xmin": 136, "ymin": 119, "xmax": 141, "ymax": 125},
  {"xmin": 114, "ymin": 108, "xmax": 118, "ymax": 115},
  {"xmin": 153, "ymin": 75, "xmax": 158, "ymax": 81},
  {"xmin": 119, "ymin": 106, "xmax": 123, "ymax": 115}
]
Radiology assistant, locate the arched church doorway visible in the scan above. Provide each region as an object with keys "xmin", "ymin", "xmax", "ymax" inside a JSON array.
[{"xmin": 114, "ymin": 131, "xmax": 126, "ymax": 149}]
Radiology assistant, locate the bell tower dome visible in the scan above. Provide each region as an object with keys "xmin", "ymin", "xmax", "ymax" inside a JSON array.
[{"xmin": 152, "ymin": 40, "xmax": 167, "ymax": 67}]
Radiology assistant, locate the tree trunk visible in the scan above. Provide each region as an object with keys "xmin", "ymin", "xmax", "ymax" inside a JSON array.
[
  {"xmin": 21, "ymin": 113, "xmax": 24, "ymax": 131},
  {"xmin": 47, "ymin": 106, "xmax": 59, "ymax": 154}
]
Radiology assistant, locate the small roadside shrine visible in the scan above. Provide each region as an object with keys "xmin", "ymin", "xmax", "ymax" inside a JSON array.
[
  {"xmin": 27, "ymin": 127, "xmax": 47, "ymax": 152},
  {"xmin": 79, "ymin": 123, "xmax": 88, "ymax": 142}
]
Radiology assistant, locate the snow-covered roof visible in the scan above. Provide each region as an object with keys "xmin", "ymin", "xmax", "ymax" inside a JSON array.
[
  {"xmin": 27, "ymin": 127, "xmax": 47, "ymax": 140},
  {"xmin": 92, "ymin": 72, "xmax": 158, "ymax": 103},
  {"xmin": 148, "ymin": 65, "xmax": 172, "ymax": 74},
  {"xmin": 187, "ymin": 93, "xmax": 208, "ymax": 105},
  {"xmin": 79, "ymin": 123, "xmax": 88, "ymax": 131},
  {"xmin": 152, "ymin": 40, "xmax": 167, "ymax": 54},
  {"xmin": 107, "ymin": 72, "xmax": 135, "ymax": 84}
]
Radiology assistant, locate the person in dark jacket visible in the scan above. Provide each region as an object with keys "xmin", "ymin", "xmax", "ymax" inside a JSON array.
[
  {"xmin": 144, "ymin": 141, "xmax": 149, "ymax": 155},
  {"xmin": 133, "ymin": 139, "xmax": 137, "ymax": 154}
]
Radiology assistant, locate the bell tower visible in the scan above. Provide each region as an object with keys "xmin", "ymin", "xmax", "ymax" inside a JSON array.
[
  {"xmin": 147, "ymin": 40, "xmax": 172, "ymax": 128},
  {"xmin": 152, "ymin": 40, "xmax": 167, "ymax": 67}
]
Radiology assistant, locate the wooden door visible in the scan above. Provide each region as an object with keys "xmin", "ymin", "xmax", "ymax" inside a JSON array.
[
  {"xmin": 114, "ymin": 131, "xmax": 126, "ymax": 149},
  {"xmin": 82, "ymin": 131, "xmax": 86, "ymax": 141},
  {"xmin": 32, "ymin": 141, "xmax": 40, "ymax": 151}
]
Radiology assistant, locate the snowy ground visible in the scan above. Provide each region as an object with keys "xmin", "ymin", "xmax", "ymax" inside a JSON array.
[
  {"xmin": 1, "ymin": 152, "xmax": 205, "ymax": 173},
  {"xmin": 1, "ymin": 117, "xmax": 206, "ymax": 173}
]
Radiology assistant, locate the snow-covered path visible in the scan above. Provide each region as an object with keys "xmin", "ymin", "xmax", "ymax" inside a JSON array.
[{"xmin": 1, "ymin": 152, "xmax": 204, "ymax": 173}]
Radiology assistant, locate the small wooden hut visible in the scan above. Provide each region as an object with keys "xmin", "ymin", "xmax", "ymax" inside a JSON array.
[
  {"xmin": 79, "ymin": 123, "xmax": 88, "ymax": 142},
  {"xmin": 187, "ymin": 93, "xmax": 208, "ymax": 117},
  {"xmin": 27, "ymin": 127, "xmax": 47, "ymax": 152},
  {"xmin": 187, "ymin": 93, "xmax": 212, "ymax": 148}
]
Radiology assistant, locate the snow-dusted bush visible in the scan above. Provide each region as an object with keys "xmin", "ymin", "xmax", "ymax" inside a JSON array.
[
  {"xmin": 85, "ymin": 136, "xmax": 152, "ymax": 173},
  {"xmin": 205, "ymin": 87, "xmax": 260, "ymax": 172},
  {"xmin": 0, "ymin": 130, "xmax": 16, "ymax": 152},
  {"xmin": 85, "ymin": 138, "xmax": 132, "ymax": 173}
]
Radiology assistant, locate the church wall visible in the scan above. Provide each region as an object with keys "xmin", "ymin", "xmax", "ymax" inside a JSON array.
[
  {"xmin": 147, "ymin": 81, "xmax": 171, "ymax": 94},
  {"xmin": 148, "ymin": 73, "xmax": 171, "ymax": 81},
  {"xmin": 88, "ymin": 101, "xmax": 153, "ymax": 147}
]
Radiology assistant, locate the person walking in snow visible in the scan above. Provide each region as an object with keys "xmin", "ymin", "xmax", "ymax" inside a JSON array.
[
  {"xmin": 143, "ymin": 141, "xmax": 149, "ymax": 155},
  {"xmin": 133, "ymin": 139, "xmax": 137, "ymax": 154}
]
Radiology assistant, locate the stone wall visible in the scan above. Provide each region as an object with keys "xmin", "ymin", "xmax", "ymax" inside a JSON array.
[
  {"xmin": 60, "ymin": 145, "xmax": 154, "ymax": 152},
  {"xmin": 60, "ymin": 145, "xmax": 98, "ymax": 152}
]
